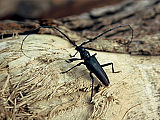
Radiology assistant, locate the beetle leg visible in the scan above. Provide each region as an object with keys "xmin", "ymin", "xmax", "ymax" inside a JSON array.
[
  {"xmin": 90, "ymin": 72, "xmax": 94, "ymax": 102},
  {"xmin": 61, "ymin": 62, "xmax": 84, "ymax": 74},
  {"xmin": 66, "ymin": 58, "xmax": 81, "ymax": 63},
  {"xmin": 92, "ymin": 53, "xmax": 97, "ymax": 56},
  {"xmin": 101, "ymin": 63, "xmax": 121, "ymax": 73},
  {"xmin": 70, "ymin": 51, "xmax": 78, "ymax": 57}
]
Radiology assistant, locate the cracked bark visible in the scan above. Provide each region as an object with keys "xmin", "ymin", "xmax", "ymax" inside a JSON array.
[{"xmin": 1, "ymin": 0, "xmax": 160, "ymax": 55}]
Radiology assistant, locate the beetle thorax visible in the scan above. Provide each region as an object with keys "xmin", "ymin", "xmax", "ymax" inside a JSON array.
[
  {"xmin": 76, "ymin": 46, "xmax": 91, "ymax": 59},
  {"xmin": 80, "ymin": 50, "xmax": 90, "ymax": 59}
]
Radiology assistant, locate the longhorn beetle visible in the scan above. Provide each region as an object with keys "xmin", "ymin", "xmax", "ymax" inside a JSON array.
[{"xmin": 21, "ymin": 25, "xmax": 133, "ymax": 102}]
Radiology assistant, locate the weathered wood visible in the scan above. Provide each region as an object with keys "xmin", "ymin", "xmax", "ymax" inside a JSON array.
[
  {"xmin": 58, "ymin": 0, "xmax": 160, "ymax": 55},
  {"xmin": 0, "ymin": 0, "xmax": 160, "ymax": 120},
  {"xmin": 1, "ymin": 0, "xmax": 160, "ymax": 55},
  {"xmin": 0, "ymin": 34, "xmax": 160, "ymax": 120}
]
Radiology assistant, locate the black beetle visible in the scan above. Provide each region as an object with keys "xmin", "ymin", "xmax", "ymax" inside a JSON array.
[{"xmin": 21, "ymin": 25, "xmax": 133, "ymax": 102}]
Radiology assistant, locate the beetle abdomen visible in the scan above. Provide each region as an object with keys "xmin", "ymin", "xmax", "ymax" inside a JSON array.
[{"xmin": 85, "ymin": 56, "xmax": 109, "ymax": 86}]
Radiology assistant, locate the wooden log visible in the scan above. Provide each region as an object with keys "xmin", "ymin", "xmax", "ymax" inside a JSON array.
[{"xmin": 0, "ymin": 0, "xmax": 160, "ymax": 119}]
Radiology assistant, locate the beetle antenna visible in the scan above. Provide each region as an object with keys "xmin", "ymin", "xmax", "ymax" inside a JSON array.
[
  {"xmin": 21, "ymin": 26, "xmax": 78, "ymax": 57},
  {"xmin": 21, "ymin": 27, "xmax": 41, "ymax": 58},
  {"xmin": 80, "ymin": 24, "xmax": 133, "ymax": 46},
  {"xmin": 42, "ymin": 26, "xmax": 78, "ymax": 47}
]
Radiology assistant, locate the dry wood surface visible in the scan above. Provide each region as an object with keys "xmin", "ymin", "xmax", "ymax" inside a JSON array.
[{"xmin": 0, "ymin": 0, "xmax": 160, "ymax": 119}]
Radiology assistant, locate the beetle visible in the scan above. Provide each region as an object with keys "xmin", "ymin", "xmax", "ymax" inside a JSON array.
[{"xmin": 21, "ymin": 25, "xmax": 133, "ymax": 102}]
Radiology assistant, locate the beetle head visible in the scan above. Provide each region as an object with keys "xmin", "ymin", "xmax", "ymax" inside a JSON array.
[{"xmin": 76, "ymin": 46, "xmax": 90, "ymax": 59}]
